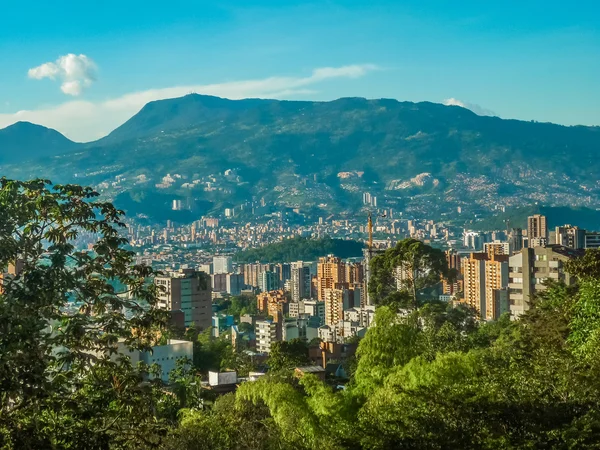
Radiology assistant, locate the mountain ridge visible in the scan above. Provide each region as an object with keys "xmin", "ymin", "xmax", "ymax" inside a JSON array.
[
  {"xmin": 2, "ymin": 94, "xmax": 600, "ymax": 224},
  {"xmin": 0, "ymin": 121, "xmax": 80, "ymax": 164}
]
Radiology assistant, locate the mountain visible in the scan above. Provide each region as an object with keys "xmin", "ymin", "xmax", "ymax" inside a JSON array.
[
  {"xmin": 102, "ymin": 95, "xmax": 276, "ymax": 143},
  {"xmin": 3, "ymin": 95, "xmax": 600, "ymax": 223},
  {"xmin": 0, "ymin": 122, "xmax": 79, "ymax": 164}
]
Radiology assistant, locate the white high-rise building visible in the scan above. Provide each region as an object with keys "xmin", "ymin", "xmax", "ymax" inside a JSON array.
[{"xmin": 213, "ymin": 256, "xmax": 233, "ymax": 274}]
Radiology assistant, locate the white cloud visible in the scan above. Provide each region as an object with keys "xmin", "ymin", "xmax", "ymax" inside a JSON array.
[
  {"xmin": 28, "ymin": 54, "xmax": 97, "ymax": 97},
  {"xmin": 443, "ymin": 97, "xmax": 496, "ymax": 117},
  {"xmin": 1, "ymin": 64, "xmax": 378, "ymax": 142}
]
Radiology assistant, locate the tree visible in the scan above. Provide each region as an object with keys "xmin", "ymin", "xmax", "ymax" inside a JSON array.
[
  {"xmin": 193, "ymin": 327, "xmax": 233, "ymax": 374},
  {"xmin": 267, "ymin": 339, "xmax": 310, "ymax": 372},
  {"xmin": 368, "ymin": 238, "xmax": 448, "ymax": 309},
  {"xmin": 0, "ymin": 179, "xmax": 169, "ymax": 448}
]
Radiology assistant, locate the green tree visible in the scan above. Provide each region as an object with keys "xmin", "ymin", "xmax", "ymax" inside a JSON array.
[
  {"xmin": 268, "ymin": 339, "xmax": 310, "ymax": 372},
  {"xmin": 369, "ymin": 238, "xmax": 449, "ymax": 309},
  {"xmin": 0, "ymin": 179, "xmax": 169, "ymax": 448}
]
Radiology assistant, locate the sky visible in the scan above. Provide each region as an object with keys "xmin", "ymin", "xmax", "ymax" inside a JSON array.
[{"xmin": 0, "ymin": 0, "xmax": 598, "ymax": 142}]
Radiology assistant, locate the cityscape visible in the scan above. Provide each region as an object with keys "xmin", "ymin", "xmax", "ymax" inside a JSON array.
[{"xmin": 3, "ymin": 1, "xmax": 600, "ymax": 448}]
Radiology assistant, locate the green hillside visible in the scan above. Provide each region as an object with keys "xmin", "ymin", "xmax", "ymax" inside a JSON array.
[
  {"xmin": 234, "ymin": 237, "xmax": 364, "ymax": 263},
  {"xmin": 3, "ymin": 94, "xmax": 600, "ymax": 222}
]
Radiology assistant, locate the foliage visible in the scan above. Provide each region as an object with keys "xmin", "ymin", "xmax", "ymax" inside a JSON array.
[
  {"xmin": 215, "ymin": 295, "xmax": 258, "ymax": 318},
  {"xmin": 267, "ymin": 339, "xmax": 311, "ymax": 372},
  {"xmin": 0, "ymin": 178, "xmax": 170, "ymax": 448},
  {"xmin": 161, "ymin": 393, "xmax": 284, "ymax": 450},
  {"xmin": 368, "ymin": 238, "xmax": 449, "ymax": 309},
  {"xmin": 234, "ymin": 237, "xmax": 364, "ymax": 264}
]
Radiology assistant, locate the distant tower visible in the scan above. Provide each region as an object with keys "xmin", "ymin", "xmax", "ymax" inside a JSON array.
[{"xmin": 527, "ymin": 214, "xmax": 547, "ymax": 240}]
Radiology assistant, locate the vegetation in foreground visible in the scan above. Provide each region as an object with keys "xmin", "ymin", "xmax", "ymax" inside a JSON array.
[{"xmin": 3, "ymin": 179, "xmax": 600, "ymax": 448}]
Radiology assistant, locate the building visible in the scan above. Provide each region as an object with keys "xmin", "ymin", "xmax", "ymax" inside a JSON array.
[
  {"xmin": 484, "ymin": 254, "xmax": 509, "ymax": 320},
  {"xmin": 0, "ymin": 259, "xmax": 24, "ymax": 294},
  {"xmin": 288, "ymin": 301, "xmax": 304, "ymax": 318},
  {"xmin": 442, "ymin": 249, "xmax": 462, "ymax": 296},
  {"xmin": 529, "ymin": 237, "xmax": 548, "ymax": 248},
  {"xmin": 213, "ymin": 256, "xmax": 233, "ymax": 274},
  {"xmin": 211, "ymin": 273, "xmax": 227, "ymax": 294},
  {"xmin": 324, "ymin": 288, "xmax": 355, "ymax": 326},
  {"xmin": 463, "ymin": 231, "xmax": 484, "ymax": 251},
  {"xmin": 345, "ymin": 262, "xmax": 364, "ymax": 285},
  {"xmin": 527, "ymin": 214, "xmax": 548, "ymax": 242},
  {"xmin": 255, "ymin": 319, "xmax": 279, "ymax": 353},
  {"xmin": 226, "ymin": 273, "xmax": 244, "ymax": 296},
  {"xmin": 116, "ymin": 339, "xmax": 193, "ymax": 382},
  {"xmin": 303, "ymin": 300, "xmax": 326, "ymax": 325},
  {"xmin": 259, "ymin": 271, "xmax": 279, "ymax": 293},
  {"xmin": 461, "ymin": 253, "xmax": 508, "ymax": 320},
  {"xmin": 295, "ymin": 366, "xmax": 326, "ymax": 381},
  {"xmin": 277, "ymin": 263, "xmax": 292, "ymax": 285},
  {"xmin": 317, "ymin": 256, "xmax": 346, "ymax": 301},
  {"xmin": 483, "ymin": 241, "xmax": 511, "ymax": 258},
  {"xmin": 555, "ymin": 225, "xmax": 586, "ymax": 249},
  {"xmin": 343, "ymin": 305, "xmax": 376, "ymax": 328},
  {"xmin": 291, "ymin": 262, "xmax": 311, "ymax": 302},
  {"xmin": 462, "ymin": 253, "xmax": 487, "ymax": 316},
  {"xmin": 155, "ymin": 269, "xmax": 212, "ymax": 329},
  {"xmin": 282, "ymin": 316, "xmax": 319, "ymax": 342},
  {"xmin": 586, "ymin": 232, "xmax": 600, "ymax": 249},
  {"xmin": 256, "ymin": 290, "xmax": 288, "ymax": 321},
  {"xmin": 212, "ymin": 314, "xmax": 234, "ymax": 337},
  {"xmin": 508, "ymin": 245, "xmax": 582, "ymax": 317},
  {"xmin": 509, "ymin": 228, "xmax": 524, "ymax": 252}
]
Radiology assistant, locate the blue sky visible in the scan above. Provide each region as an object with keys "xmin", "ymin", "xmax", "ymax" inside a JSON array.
[{"xmin": 0, "ymin": 0, "xmax": 598, "ymax": 141}]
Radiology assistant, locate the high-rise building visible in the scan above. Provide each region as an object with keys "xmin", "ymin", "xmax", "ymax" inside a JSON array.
[
  {"xmin": 211, "ymin": 273, "xmax": 227, "ymax": 293},
  {"xmin": 259, "ymin": 271, "xmax": 279, "ymax": 293},
  {"xmin": 527, "ymin": 214, "xmax": 548, "ymax": 243},
  {"xmin": 317, "ymin": 255, "xmax": 346, "ymax": 301},
  {"xmin": 585, "ymin": 232, "xmax": 600, "ymax": 249},
  {"xmin": 212, "ymin": 256, "xmax": 233, "ymax": 274},
  {"xmin": 483, "ymin": 241, "xmax": 511, "ymax": 258},
  {"xmin": 509, "ymin": 228, "xmax": 524, "ymax": 252},
  {"xmin": 484, "ymin": 254, "xmax": 509, "ymax": 320},
  {"xmin": 155, "ymin": 269, "xmax": 212, "ymax": 329},
  {"xmin": 463, "ymin": 230, "xmax": 485, "ymax": 250},
  {"xmin": 324, "ymin": 288, "xmax": 350, "ymax": 327},
  {"xmin": 508, "ymin": 245, "xmax": 582, "ymax": 317},
  {"xmin": 462, "ymin": 253, "xmax": 487, "ymax": 317},
  {"xmin": 303, "ymin": 300, "xmax": 326, "ymax": 325},
  {"xmin": 555, "ymin": 225, "xmax": 585, "ymax": 249},
  {"xmin": 443, "ymin": 249, "xmax": 462, "ymax": 296},
  {"xmin": 462, "ymin": 253, "xmax": 509, "ymax": 319},
  {"xmin": 291, "ymin": 262, "xmax": 311, "ymax": 302},
  {"xmin": 255, "ymin": 320, "xmax": 279, "ymax": 353},
  {"xmin": 277, "ymin": 263, "xmax": 292, "ymax": 284},
  {"xmin": 226, "ymin": 273, "xmax": 244, "ymax": 296},
  {"xmin": 242, "ymin": 263, "xmax": 271, "ymax": 288},
  {"xmin": 345, "ymin": 262, "xmax": 364, "ymax": 285}
]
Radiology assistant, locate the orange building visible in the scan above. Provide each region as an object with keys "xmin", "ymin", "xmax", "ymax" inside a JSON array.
[
  {"xmin": 317, "ymin": 255, "xmax": 346, "ymax": 301},
  {"xmin": 256, "ymin": 290, "xmax": 288, "ymax": 322}
]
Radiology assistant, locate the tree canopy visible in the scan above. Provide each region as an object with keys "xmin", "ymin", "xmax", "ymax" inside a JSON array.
[{"xmin": 234, "ymin": 237, "xmax": 364, "ymax": 263}]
